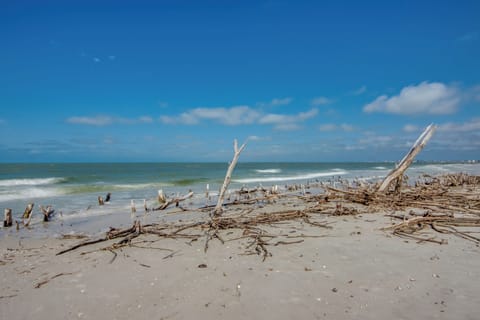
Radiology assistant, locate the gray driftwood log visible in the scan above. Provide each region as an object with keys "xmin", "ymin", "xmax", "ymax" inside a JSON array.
[{"xmin": 378, "ymin": 123, "xmax": 437, "ymax": 192}]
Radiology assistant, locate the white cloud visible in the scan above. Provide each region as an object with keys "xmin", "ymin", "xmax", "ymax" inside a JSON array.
[
  {"xmin": 319, "ymin": 123, "xmax": 354, "ymax": 132},
  {"xmin": 259, "ymin": 108, "xmax": 318, "ymax": 130},
  {"xmin": 403, "ymin": 124, "xmax": 420, "ymax": 133},
  {"xmin": 363, "ymin": 82, "xmax": 461, "ymax": 115},
  {"xmin": 138, "ymin": 116, "xmax": 153, "ymax": 123},
  {"xmin": 67, "ymin": 115, "xmax": 154, "ymax": 126},
  {"xmin": 311, "ymin": 97, "xmax": 333, "ymax": 106},
  {"xmin": 319, "ymin": 124, "xmax": 337, "ymax": 132},
  {"xmin": 340, "ymin": 124, "xmax": 354, "ymax": 132},
  {"xmin": 257, "ymin": 97, "xmax": 293, "ymax": 108},
  {"xmin": 270, "ymin": 97, "xmax": 293, "ymax": 106},
  {"xmin": 351, "ymin": 85, "xmax": 367, "ymax": 95},
  {"xmin": 160, "ymin": 106, "xmax": 260, "ymax": 125},
  {"xmin": 67, "ymin": 116, "xmax": 113, "ymax": 126},
  {"xmin": 274, "ymin": 123, "xmax": 302, "ymax": 131},
  {"xmin": 161, "ymin": 106, "xmax": 318, "ymax": 131},
  {"xmin": 438, "ymin": 118, "xmax": 480, "ymax": 132}
]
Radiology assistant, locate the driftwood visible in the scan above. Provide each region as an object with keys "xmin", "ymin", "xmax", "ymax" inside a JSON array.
[
  {"xmin": 39, "ymin": 205, "xmax": 55, "ymax": 222},
  {"xmin": 22, "ymin": 203, "xmax": 34, "ymax": 219},
  {"xmin": 131, "ymin": 200, "xmax": 136, "ymax": 213},
  {"xmin": 158, "ymin": 190, "xmax": 167, "ymax": 203},
  {"xmin": 3, "ymin": 208, "xmax": 12, "ymax": 227},
  {"xmin": 56, "ymin": 173, "xmax": 480, "ymax": 261},
  {"xmin": 57, "ymin": 208, "xmax": 331, "ymax": 260},
  {"xmin": 378, "ymin": 124, "xmax": 436, "ymax": 192},
  {"xmin": 214, "ymin": 139, "xmax": 247, "ymax": 216},
  {"xmin": 153, "ymin": 191, "xmax": 194, "ymax": 211}
]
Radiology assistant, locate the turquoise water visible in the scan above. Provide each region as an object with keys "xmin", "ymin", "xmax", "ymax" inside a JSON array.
[{"xmin": 1, "ymin": 162, "xmax": 479, "ymax": 235}]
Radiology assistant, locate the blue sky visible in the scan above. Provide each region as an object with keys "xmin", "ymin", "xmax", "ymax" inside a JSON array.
[{"xmin": 0, "ymin": 0, "xmax": 479, "ymax": 162}]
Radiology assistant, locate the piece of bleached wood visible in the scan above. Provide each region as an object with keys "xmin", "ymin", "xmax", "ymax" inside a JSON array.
[
  {"xmin": 214, "ymin": 139, "xmax": 247, "ymax": 216},
  {"xmin": 378, "ymin": 124, "xmax": 437, "ymax": 192}
]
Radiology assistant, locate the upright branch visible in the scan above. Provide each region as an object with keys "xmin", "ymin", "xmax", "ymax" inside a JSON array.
[
  {"xmin": 22, "ymin": 203, "xmax": 34, "ymax": 219},
  {"xmin": 4, "ymin": 208, "xmax": 13, "ymax": 227},
  {"xmin": 378, "ymin": 123, "xmax": 437, "ymax": 192},
  {"xmin": 39, "ymin": 205, "xmax": 55, "ymax": 222},
  {"xmin": 214, "ymin": 139, "xmax": 247, "ymax": 216}
]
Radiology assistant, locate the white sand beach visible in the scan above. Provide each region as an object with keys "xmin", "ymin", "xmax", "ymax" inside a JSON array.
[{"xmin": 2, "ymin": 188, "xmax": 480, "ymax": 320}]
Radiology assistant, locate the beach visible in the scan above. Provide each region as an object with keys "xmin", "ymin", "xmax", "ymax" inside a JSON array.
[
  {"xmin": 1, "ymin": 162, "xmax": 480, "ymax": 319},
  {"xmin": 2, "ymin": 212, "xmax": 479, "ymax": 319}
]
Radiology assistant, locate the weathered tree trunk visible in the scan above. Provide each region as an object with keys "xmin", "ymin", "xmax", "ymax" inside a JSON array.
[
  {"xmin": 214, "ymin": 139, "xmax": 247, "ymax": 216},
  {"xmin": 3, "ymin": 208, "xmax": 12, "ymax": 227},
  {"xmin": 39, "ymin": 205, "xmax": 54, "ymax": 222},
  {"xmin": 378, "ymin": 124, "xmax": 437, "ymax": 192},
  {"xmin": 22, "ymin": 203, "xmax": 34, "ymax": 219},
  {"xmin": 158, "ymin": 189, "xmax": 167, "ymax": 203}
]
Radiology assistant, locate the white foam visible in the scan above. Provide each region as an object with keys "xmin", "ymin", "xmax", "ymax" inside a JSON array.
[
  {"xmin": 234, "ymin": 170, "xmax": 347, "ymax": 184},
  {"xmin": 0, "ymin": 187, "xmax": 62, "ymax": 202},
  {"xmin": 373, "ymin": 166, "xmax": 387, "ymax": 170},
  {"xmin": 255, "ymin": 169, "xmax": 282, "ymax": 174},
  {"xmin": 0, "ymin": 177, "xmax": 64, "ymax": 187}
]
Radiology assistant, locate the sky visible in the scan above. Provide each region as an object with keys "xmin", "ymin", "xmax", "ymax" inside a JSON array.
[{"xmin": 0, "ymin": 0, "xmax": 479, "ymax": 162}]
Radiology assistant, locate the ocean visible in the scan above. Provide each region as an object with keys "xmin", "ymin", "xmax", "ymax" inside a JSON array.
[{"xmin": 1, "ymin": 162, "xmax": 479, "ymax": 236}]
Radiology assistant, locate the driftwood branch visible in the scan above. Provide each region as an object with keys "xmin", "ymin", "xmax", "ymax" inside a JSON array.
[
  {"xmin": 378, "ymin": 124, "xmax": 436, "ymax": 192},
  {"xmin": 153, "ymin": 191, "xmax": 194, "ymax": 211},
  {"xmin": 214, "ymin": 139, "xmax": 247, "ymax": 216}
]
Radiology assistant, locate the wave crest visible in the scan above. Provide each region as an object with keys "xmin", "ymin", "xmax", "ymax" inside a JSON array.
[
  {"xmin": 234, "ymin": 170, "xmax": 347, "ymax": 184},
  {"xmin": 0, "ymin": 177, "xmax": 65, "ymax": 187}
]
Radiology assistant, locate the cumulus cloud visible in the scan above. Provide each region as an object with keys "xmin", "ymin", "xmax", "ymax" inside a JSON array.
[
  {"xmin": 161, "ymin": 106, "xmax": 318, "ymax": 131},
  {"xmin": 67, "ymin": 115, "xmax": 154, "ymax": 126},
  {"xmin": 259, "ymin": 108, "xmax": 318, "ymax": 130},
  {"xmin": 363, "ymin": 82, "xmax": 461, "ymax": 115},
  {"xmin": 160, "ymin": 106, "xmax": 260, "ymax": 125},
  {"xmin": 311, "ymin": 97, "xmax": 333, "ymax": 106}
]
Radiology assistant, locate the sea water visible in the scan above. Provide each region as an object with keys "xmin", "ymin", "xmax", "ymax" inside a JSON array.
[{"xmin": 1, "ymin": 162, "xmax": 479, "ymax": 236}]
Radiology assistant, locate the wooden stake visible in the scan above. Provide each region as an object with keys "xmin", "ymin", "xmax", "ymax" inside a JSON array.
[
  {"xmin": 131, "ymin": 200, "xmax": 136, "ymax": 213},
  {"xmin": 378, "ymin": 124, "xmax": 437, "ymax": 192},
  {"xmin": 98, "ymin": 196, "xmax": 104, "ymax": 206},
  {"xmin": 214, "ymin": 139, "xmax": 247, "ymax": 216},
  {"xmin": 158, "ymin": 190, "xmax": 166, "ymax": 204},
  {"xmin": 3, "ymin": 208, "xmax": 12, "ymax": 227},
  {"xmin": 22, "ymin": 203, "xmax": 34, "ymax": 219}
]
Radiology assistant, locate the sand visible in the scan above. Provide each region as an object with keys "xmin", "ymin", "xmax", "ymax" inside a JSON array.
[{"xmin": 2, "ymin": 206, "xmax": 480, "ymax": 320}]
